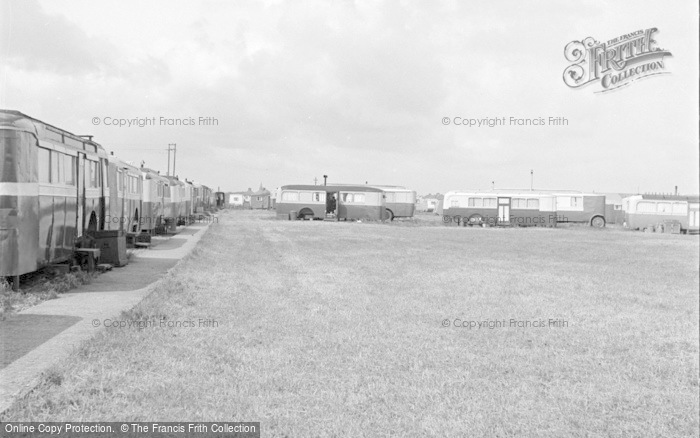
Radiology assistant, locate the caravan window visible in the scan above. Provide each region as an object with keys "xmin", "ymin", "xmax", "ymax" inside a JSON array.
[
  {"xmin": 657, "ymin": 202, "xmax": 672, "ymax": 213},
  {"xmin": 512, "ymin": 198, "xmax": 526, "ymax": 209},
  {"xmin": 449, "ymin": 195, "xmax": 468, "ymax": 208},
  {"xmin": 299, "ymin": 191, "xmax": 325, "ymax": 202},
  {"xmin": 672, "ymin": 203, "xmax": 687, "ymax": 215},
  {"xmin": 51, "ymin": 152, "xmax": 62, "ymax": 183},
  {"xmin": 282, "ymin": 191, "xmax": 298, "ymax": 202},
  {"xmin": 341, "ymin": 193, "xmax": 365, "ymax": 203},
  {"xmin": 64, "ymin": 156, "xmax": 75, "ymax": 185},
  {"xmin": 468, "ymin": 197, "xmax": 492, "ymax": 207},
  {"xmin": 557, "ymin": 196, "xmax": 582, "ymax": 209},
  {"xmin": 636, "ymin": 201, "xmax": 656, "ymax": 213},
  {"xmin": 38, "ymin": 148, "xmax": 50, "ymax": 183},
  {"xmin": 299, "ymin": 192, "xmax": 312, "ymax": 202},
  {"xmin": 87, "ymin": 160, "xmax": 99, "ymax": 187}
]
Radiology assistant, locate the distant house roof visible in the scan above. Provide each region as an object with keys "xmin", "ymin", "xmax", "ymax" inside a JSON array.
[
  {"xmin": 231, "ymin": 188, "xmax": 255, "ymax": 196},
  {"xmin": 252, "ymin": 188, "xmax": 270, "ymax": 196},
  {"xmin": 603, "ymin": 193, "xmax": 629, "ymax": 205}
]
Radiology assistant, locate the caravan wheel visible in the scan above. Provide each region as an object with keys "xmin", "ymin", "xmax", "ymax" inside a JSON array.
[
  {"xmin": 590, "ymin": 216, "xmax": 606, "ymax": 228},
  {"xmin": 468, "ymin": 214, "xmax": 483, "ymax": 226}
]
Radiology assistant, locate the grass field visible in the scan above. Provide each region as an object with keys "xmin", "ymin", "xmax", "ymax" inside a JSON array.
[{"xmin": 2, "ymin": 210, "xmax": 698, "ymax": 436}]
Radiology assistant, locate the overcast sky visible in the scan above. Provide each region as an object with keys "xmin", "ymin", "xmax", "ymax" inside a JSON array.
[{"xmin": 1, "ymin": 0, "xmax": 698, "ymax": 195}]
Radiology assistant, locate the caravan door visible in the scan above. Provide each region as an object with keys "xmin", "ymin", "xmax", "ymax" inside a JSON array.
[{"xmin": 497, "ymin": 197, "xmax": 511, "ymax": 224}]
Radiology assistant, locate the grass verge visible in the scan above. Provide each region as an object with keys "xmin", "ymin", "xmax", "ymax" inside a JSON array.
[
  {"xmin": 2, "ymin": 210, "xmax": 698, "ymax": 436},
  {"xmin": 0, "ymin": 270, "xmax": 95, "ymax": 319}
]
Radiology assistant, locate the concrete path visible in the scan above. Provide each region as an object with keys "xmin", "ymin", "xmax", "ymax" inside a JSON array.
[{"xmin": 0, "ymin": 221, "xmax": 212, "ymax": 414}]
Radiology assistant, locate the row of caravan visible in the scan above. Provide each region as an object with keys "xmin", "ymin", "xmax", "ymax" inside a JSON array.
[
  {"xmin": 441, "ymin": 190, "xmax": 699, "ymax": 233},
  {"xmin": 0, "ymin": 110, "xmax": 217, "ymax": 284},
  {"xmin": 274, "ymin": 184, "xmax": 699, "ymax": 234},
  {"xmin": 110, "ymin": 163, "xmax": 215, "ymax": 234}
]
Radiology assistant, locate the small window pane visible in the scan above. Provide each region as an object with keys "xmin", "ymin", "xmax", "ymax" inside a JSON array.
[
  {"xmin": 637, "ymin": 201, "xmax": 655, "ymax": 213},
  {"xmin": 64, "ymin": 156, "xmax": 75, "ymax": 185},
  {"xmin": 354, "ymin": 193, "xmax": 365, "ymax": 203},
  {"xmin": 56, "ymin": 153, "xmax": 65, "ymax": 183},
  {"xmin": 50, "ymin": 151, "xmax": 60, "ymax": 183},
  {"xmin": 282, "ymin": 191, "xmax": 298, "ymax": 202},
  {"xmin": 38, "ymin": 148, "xmax": 50, "ymax": 183},
  {"xmin": 299, "ymin": 192, "xmax": 312, "ymax": 202},
  {"xmin": 87, "ymin": 161, "xmax": 95, "ymax": 187},
  {"xmin": 527, "ymin": 198, "xmax": 539, "ymax": 209},
  {"xmin": 657, "ymin": 202, "xmax": 671, "ymax": 213},
  {"xmin": 672, "ymin": 203, "xmax": 687, "ymax": 215}
]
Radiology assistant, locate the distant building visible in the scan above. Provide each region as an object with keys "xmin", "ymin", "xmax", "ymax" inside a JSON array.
[
  {"xmin": 603, "ymin": 193, "xmax": 631, "ymax": 225},
  {"xmin": 251, "ymin": 184, "xmax": 272, "ymax": 209},
  {"xmin": 417, "ymin": 193, "xmax": 442, "ymax": 213},
  {"xmin": 227, "ymin": 185, "xmax": 273, "ymax": 209},
  {"xmin": 228, "ymin": 193, "xmax": 244, "ymax": 207},
  {"xmin": 227, "ymin": 188, "xmax": 254, "ymax": 208}
]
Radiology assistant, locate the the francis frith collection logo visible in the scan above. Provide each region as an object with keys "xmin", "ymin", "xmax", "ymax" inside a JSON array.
[{"xmin": 563, "ymin": 28, "xmax": 672, "ymax": 93}]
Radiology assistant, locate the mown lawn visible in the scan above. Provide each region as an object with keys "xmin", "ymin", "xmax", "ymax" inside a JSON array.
[{"xmin": 2, "ymin": 210, "xmax": 698, "ymax": 437}]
